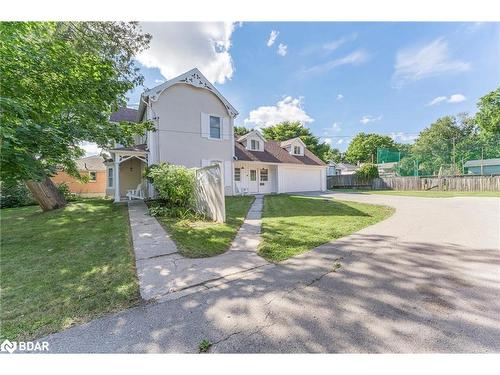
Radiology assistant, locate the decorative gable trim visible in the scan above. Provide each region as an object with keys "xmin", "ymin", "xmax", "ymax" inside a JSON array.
[{"xmin": 142, "ymin": 68, "xmax": 238, "ymax": 118}]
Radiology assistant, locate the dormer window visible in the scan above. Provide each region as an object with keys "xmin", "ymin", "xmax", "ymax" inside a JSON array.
[
  {"xmin": 251, "ymin": 139, "xmax": 260, "ymax": 150},
  {"xmin": 293, "ymin": 146, "xmax": 301, "ymax": 155}
]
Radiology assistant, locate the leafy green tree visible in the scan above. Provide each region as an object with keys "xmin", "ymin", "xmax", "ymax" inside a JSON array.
[
  {"xmin": 234, "ymin": 126, "xmax": 250, "ymax": 137},
  {"xmin": 322, "ymin": 146, "xmax": 342, "ymax": 163},
  {"xmin": 261, "ymin": 121, "xmax": 333, "ymax": 162},
  {"xmin": 0, "ymin": 22, "xmax": 153, "ymax": 210},
  {"xmin": 355, "ymin": 163, "xmax": 379, "ymax": 182},
  {"xmin": 344, "ymin": 133, "xmax": 396, "ymax": 164},
  {"xmin": 476, "ymin": 88, "xmax": 500, "ymax": 134}
]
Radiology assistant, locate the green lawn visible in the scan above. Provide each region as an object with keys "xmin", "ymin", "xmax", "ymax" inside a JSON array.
[
  {"xmin": 331, "ymin": 189, "xmax": 500, "ymax": 197},
  {"xmin": 259, "ymin": 195, "xmax": 394, "ymax": 262},
  {"xmin": 0, "ymin": 199, "xmax": 139, "ymax": 341},
  {"xmin": 156, "ymin": 196, "xmax": 254, "ymax": 258}
]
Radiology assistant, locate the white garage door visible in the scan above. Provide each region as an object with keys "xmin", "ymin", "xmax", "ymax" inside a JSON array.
[{"xmin": 280, "ymin": 167, "xmax": 323, "ymax": 192}]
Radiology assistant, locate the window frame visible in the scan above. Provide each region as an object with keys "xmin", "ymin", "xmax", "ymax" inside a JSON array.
[
  {"xmin": 89, "ymin": 171, "xmax": 97, "ymax": 182},
  {"xmin": 293, "ymin": 145, "xmax": 301, "ymax": 155},
  {"xmin": 234, "ymin": 167, "xmax": 241, "ymax": 182},
  {"xmin": 260, "ymin": 168, "xmax": 268, "ymax": 182},
  {"xmin": 209, "ymin": 115, "xmax": 222, "ymax": 139},
  {"xmin": 107, "ymin": 167, "xmax": 113, "ymax": 188},
  {"xmin": 250, "ymin": 170, "xmax": 257, "ymax": 182},
  {"xmin": 251, "ymin": 139, "xmax": 260, "ymax": 151}
]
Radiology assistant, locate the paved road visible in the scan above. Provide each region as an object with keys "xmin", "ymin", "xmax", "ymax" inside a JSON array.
[{"xmin": 43, "ymin": 193, "xmax": 500, "ymax": 353}]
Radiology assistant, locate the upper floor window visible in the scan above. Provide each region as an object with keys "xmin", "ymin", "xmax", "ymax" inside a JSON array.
[
  {"xmin": 251, "ymin": 139, "xmax": 260, "ymax": 150},
  {"xmin": 293, "ymin": 146, "xmax": 301, "ymax": 155},
  {"xmin": 89, "ymin": 171, "xmax": 97, "ymax": 182},
  {"xmin": 210, "ymin": 116, "xmax": 221, "ymax": 139}
]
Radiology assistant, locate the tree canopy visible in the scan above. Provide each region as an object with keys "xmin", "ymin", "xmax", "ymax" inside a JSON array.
[
  {"xmin": 344, "ymin": 133, "xmax": 396, "ymax": 164},
  {"xmin": 475, "ymin": 88, "xmax": 500, "ymax": 134},
  {"xmin": 0, "ymin": 22, "xmax": 153, "ymax": 209},
  {"xmin": 234, "ymin": 126, "xmax": 250, "ymax": 137},
  {"xmin": 261, "ymin": 121, "xmax": 338, "ymax": 162}
]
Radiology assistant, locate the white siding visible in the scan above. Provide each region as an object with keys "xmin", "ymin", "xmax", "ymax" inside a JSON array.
[{"xmin": 278, "ymin": 166, "xmax": 324, "ymax": 193}]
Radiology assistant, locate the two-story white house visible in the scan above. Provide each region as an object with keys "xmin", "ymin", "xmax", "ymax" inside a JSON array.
[{"xmin": 105, "ymin": 68, "xmax": 326, "ymax": 202}]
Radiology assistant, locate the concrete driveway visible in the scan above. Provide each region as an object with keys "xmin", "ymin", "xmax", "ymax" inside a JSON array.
[{"xmin": 43, "ymin": 192, "xmax": 500, "ymax": 353}]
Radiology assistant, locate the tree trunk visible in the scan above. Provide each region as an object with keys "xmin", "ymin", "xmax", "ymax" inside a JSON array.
[{"xmin": 25, "ymin": 177, "xmax": 67, "ymax": 211}]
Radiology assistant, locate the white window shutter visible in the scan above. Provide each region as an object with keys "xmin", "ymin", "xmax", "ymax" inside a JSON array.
[
  {"xmin": 200, "ymin": 112, "xmax": 209, "ymax": 138},
  {"xmin": 224, "ymin": 161, "xmax": 232, "ymax": 187},
  {"xmin": 222, "ymin": 117, "xmax": 230, "ymax": 140}
]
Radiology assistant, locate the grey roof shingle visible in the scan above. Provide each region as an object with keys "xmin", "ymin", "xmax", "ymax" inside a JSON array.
[{"xmin": 110, "ymin": 107, "xmax": 139, "ymax": 123}]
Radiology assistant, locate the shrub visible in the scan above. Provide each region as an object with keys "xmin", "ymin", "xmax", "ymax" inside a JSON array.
[
  {"xmin": 0, "ymin": 181, "xmax": 36, "ymax": 208},
  {"xmin": 56, "ymin": 182, "xmax": 77, "ymax": 202},
  {"xmin": 145, "ymin": 163, "xmax": 195, "ymax": 208},
  {"xmin": 355, "ymin": 163, "xmax": 379, "ymax": 181}
]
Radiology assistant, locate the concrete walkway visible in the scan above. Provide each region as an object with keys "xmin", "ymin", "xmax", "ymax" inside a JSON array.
[{"xmin": 128, "ymin": 197, "xmax": 267, "ymax": 302}]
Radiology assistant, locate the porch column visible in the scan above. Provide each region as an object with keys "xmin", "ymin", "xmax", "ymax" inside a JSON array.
[{"xmin": 114, "ymin": 159, "xmax": 120, "ymax": 203}]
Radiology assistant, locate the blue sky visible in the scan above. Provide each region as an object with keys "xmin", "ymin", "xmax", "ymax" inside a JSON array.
[{"xmin": 127, "ymin": 22, "xmax": 499, "ymax": 151}]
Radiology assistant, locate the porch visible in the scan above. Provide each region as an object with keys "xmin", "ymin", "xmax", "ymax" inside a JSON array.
[
  {"xmin": 234, "ymin": 161, "xmax": 278, "ymax": 195},
  {"xmin": 105, "ymin": 145, "xmax": 149, "ymax": 202}
]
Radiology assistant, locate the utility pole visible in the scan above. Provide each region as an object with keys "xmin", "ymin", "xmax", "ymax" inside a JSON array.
[
  {"xmin": 452, "ymin": 138, "xmax": 456, "ymax": 175},
  {"xmin": 481, "ymin": 147, "xmax": 484, "ymax": 175}
]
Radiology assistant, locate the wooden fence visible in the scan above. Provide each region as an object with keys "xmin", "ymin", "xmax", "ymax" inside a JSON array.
[{"xmin": 327, "ymin": 174, "xmax": 500, "ymax": 192}]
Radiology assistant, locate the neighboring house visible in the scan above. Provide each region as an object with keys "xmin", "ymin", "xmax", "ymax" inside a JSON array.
[
  {"xmin": 329, "ymin": 162, "xmax": 357, "ymax": 175},
  {"xmin": 326, "ymin": 163, "xmax": 340, "ymax": 176},
  {"xmin": 105, "ymin": 68, "xmax": 326, "ymax": 202},
  {"xmin": 464, "ymin": 158, "xmax": 500, "ymax": 175},
  {"xmin": 52, "ymin": 155, "xmax": 106, "ymax": 196}
]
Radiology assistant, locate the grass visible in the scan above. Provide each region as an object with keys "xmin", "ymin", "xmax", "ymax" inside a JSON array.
[
  {"xmin": 331, "ymin": 189, "xmax": 500, "ymax": 197},
  {"xmin": 0, "ymin": 199, "xmax": 139, "ymax": 341},
  {"xmin": 156, "ymin": 196, "xmax": 254, "ymax": 258},
  {"xmin": 259, "ymin": 195, "xmax": 394, "ymax": 262}
]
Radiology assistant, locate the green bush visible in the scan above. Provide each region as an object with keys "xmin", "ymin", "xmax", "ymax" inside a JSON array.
[
  {"xmin": 56, "ymin": 182, "xmax": 77, "ymax": 202},
  {"xmin": 0, "ymin": 181, "xmax": 36, "ymax": 208},
  {"xmin": 355, "ymin": 163, "xmax": 379, "ymax": 181},
  {"xmin": 145, "ymin": 163, "xmax": 195, "ymax": 208}
]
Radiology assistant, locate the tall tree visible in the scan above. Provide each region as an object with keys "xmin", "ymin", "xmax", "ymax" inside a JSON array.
[
  {"xmin": 476, "ymin": 88, "xmax": 500, "ymax": 134},
  {"xmin": 234, "ymin": 126, "xmax": 250, "ymax": 137},
  {"xmin": 344, "ymin": 133, "xmax": 396, "ymax": 164},
  {"xmin": 261, "ymin": 121, "xmax": 333, "ymax": 162},
  {"xmin": 0, "ymin": 22, "xmax": 153, "ymax": 210}
]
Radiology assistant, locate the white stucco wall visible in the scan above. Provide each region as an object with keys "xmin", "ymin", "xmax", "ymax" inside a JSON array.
[{"xmin": 148, "ymin": 84, "xmax": 234, "ymax": 195}]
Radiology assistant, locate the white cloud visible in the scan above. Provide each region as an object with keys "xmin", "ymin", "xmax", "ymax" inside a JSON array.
[
  {"xmin": 323, "ymin": 122, "xmax": 342, "ymax": 135},
  {"xmin": 323, "ymin": 137, "xmax": 332, "ymax": 145},
  {"xmin": 337, "ymin": 139, "xmax": 344, "ymax": 144},
  {"xmin": 304, "ymin": 50, "xmax": 369, "ymax": 74},
  {"xmin": 323, "ymin": 33, "xmax": 357, "ymax": 52},
  {"xmin": 448, "ymin": 94, "xmax": 467, "ymax": 103},
  {"xmin": 390, "ymin": 132, "xmax": 418, "ymax": 143},
  {"xmin": 428, "ymin": 96, "xmax": 448, "ymax": 106},
  {"xmin": 137, "ymin": 22, "xmax": 237, "ymax": 84},
  {"xmin": 336, "ymin": 94, "xmax": 344, "ymax": 100},
  {"xmin": 277, "ymin": 43, "xmax": 288, "ymax": 56},
  {"xmin": 360, "ymin": 115, "xmax": 382, "ymax": 125},
  {"xmin": 244, "ymin": 96, "xmax": 314, "ymax": 129},
  {"xmin": 428, "ymin": 93, "xmax": 467, "ymax": 106},
  {"xmin": 80, "ymin": 142, "xmax": 101, "ymax": 157},
  {"xmin": 267, "ymin": 30, "xmax": 279, "ymax": 47},
  {"xmin": 154, "ymin": 79, "xmax": 164, "ymax": 84},
  {"xmin": 393, "ymin": 38, "xmax": 470, "ymax": 86}
]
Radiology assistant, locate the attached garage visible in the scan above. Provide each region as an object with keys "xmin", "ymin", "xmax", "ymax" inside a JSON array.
[{"xmin": 278, "ymin": 166, "xmax": 325, "ymax": 193}]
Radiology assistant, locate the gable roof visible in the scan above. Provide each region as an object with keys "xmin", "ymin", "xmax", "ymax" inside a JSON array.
[
  {"xmin": 110, "ymin": 107, "xmax": 138, "ymax": 123},
  {"xmin": 235, "ymin": 139, "xmax": 325, "ymax": 166},
  {"xmin": 237, "ymin": 129, "xmax": 266, "ymax": 143},
  {"xmin": 464, "ymin": 158, "xmax": 500, "ymax": 167},
  {"xmin": 280, "ymin": 137, "xmax": 307, "ymax": 148},
  {"xmin": 75, "ymin": 155, "xmax": 106, "ymax": 171},
  {"xmin": 138, "ymin": 68, "xmax": 238, "ymax": 119}
]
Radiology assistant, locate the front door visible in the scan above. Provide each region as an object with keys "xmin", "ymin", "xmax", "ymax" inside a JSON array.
[{"xmin": 248, "ymin": 169, "xmax": 258, "ymax": 193}]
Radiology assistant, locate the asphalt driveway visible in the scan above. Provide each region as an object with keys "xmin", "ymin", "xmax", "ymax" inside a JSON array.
[{"xmin": 43, "ymin": 192, "xmax": 500, "ymax": 353}]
